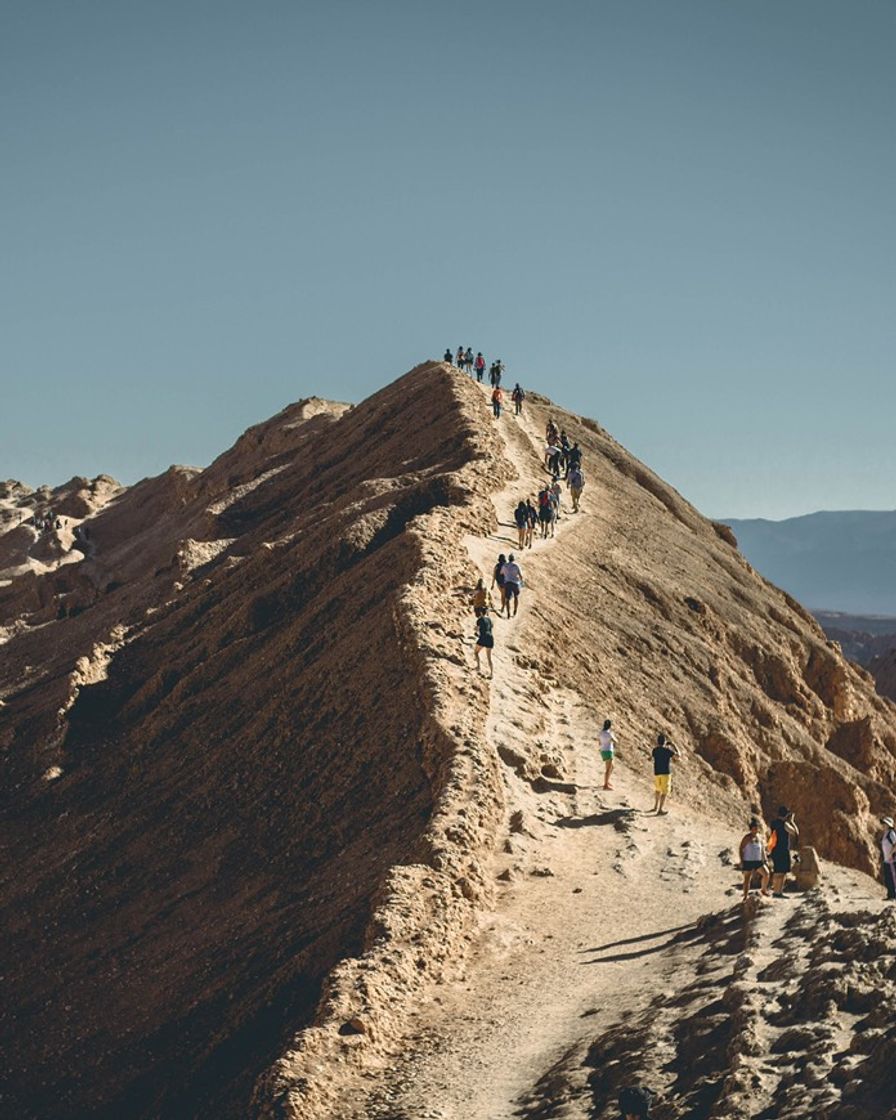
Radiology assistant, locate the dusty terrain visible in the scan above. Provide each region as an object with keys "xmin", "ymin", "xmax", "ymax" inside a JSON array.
[{"xmin": 2, "ymin": 364, "xmax": 895, "ymax": 1119}]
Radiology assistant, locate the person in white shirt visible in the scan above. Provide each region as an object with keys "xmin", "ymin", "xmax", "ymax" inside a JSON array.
[
  {"xmin": 881, "ymin": 816, "xmax": 896, "ymax": 900},
  {"xmin": 598, "ymin": 719, "xmax": 617, "ymax": 791},
  {"xmin": 500, "ymin": 554, "xmax": 523, "ymax": 618},
  {"xmin": 739, "ymin": 818, "xmax": 771, "ymax": 901}
]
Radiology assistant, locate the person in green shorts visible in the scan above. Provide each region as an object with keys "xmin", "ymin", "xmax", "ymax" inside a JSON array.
[{"xmin": 598, "ymin": 718, "xmax": 617, "ymax": 790}]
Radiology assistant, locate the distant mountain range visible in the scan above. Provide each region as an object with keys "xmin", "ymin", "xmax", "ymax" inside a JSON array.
[{"xmin": 723, "ymin": 510, "xmax": 896, "ymax": 616}]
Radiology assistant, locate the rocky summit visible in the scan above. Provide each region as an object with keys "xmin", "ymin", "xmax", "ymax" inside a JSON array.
[{"xmin": 2, "ymin": 363, "xmax": 895, "ymax": 1120}]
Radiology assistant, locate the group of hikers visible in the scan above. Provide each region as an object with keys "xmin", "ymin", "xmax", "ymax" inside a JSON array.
[
  {"xmin": 470, "ymin": 410, "xmax": 591, "ymax": 677},
  {"xmin": 443, "ymin": 346, "xmax": 525, "ymax": 418}
]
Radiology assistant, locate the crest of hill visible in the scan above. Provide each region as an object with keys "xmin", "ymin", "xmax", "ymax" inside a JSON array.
[{"xmin": 1, "ymin": 364, "xmax": 895, "ymax": 1120}]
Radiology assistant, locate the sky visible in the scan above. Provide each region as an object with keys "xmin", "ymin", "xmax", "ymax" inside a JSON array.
[{"xmin": 2, "ymin": 0, "xmax": 894, "ymax": 519}]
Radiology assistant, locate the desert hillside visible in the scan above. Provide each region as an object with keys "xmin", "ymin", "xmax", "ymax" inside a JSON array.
[{"xmin": 2, "ymin": 363, "xmax": 895, "ymax": 1120}]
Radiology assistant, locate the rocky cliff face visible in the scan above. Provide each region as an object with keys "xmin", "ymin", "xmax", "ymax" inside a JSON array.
[{"xmin": 2, "ymin": 364, "xmax": 895, "ymax": 1119}]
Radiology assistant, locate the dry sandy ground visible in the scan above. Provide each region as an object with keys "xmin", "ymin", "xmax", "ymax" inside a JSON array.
[{"xmin": 338, "ymin": 384, "xmax": 892, "ymax": 1120}]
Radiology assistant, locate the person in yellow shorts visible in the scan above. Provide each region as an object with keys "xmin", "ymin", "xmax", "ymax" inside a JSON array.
[{"xmin": 651, "ymin": 733, "xmax": 680, "ymax": 814}]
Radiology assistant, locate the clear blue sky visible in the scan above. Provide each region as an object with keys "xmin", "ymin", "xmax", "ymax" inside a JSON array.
[{"xmin": 3, "ymin": 0, "xmax": 894, "ymax": 519}]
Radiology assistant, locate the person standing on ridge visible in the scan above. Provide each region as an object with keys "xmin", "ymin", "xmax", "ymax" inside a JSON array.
[
  {"xmin": 500, "ymin": 553, "xmax": 523, "ymax": 617},
  {"xmin": 511, "ymin": 383, "xmax": 525, "ymax": 415},
  {"xmin": 456, "ymin": 345, "xmax": 465, "ymax": 368},
  {"xmin": 444, "ymin": 347, "xmax": 453, "ymax": 364},
  {"xmin": 514, "ymin": 500, "xmax": 529, "ymax": 550},
  {"xmin": 491, "ymin": 553, "xmax": 508, "ymax": 615},
  {"xmin": 471, "ymin": 577, "xmax": 492, "ymax": 617},
  {"xmin": 493, "ymin": 358, "xmax": 504, "ymax": 385},
  {"xmin": 464, "ymin": 346, "xmax": 474, "ymax": 374},
  {"xmin": 598, "ymin": 719, "xmax": 617, "ymax": 790},
  {"xmin": 568, "ymin": 464, "xmax": 585, "ymax": 512},
  {"xmin": 525, "ymin": 498, "xmax": 538, "ymax": 548},
  {"xmin": 474, "ymin": 607, "xmax": 494, "ymax": 677},
  {"xmin": 651, "ymin": 733, "xmax": 680, "ymax": 814},
  {"xmin": 881, "ymin": 816, "xmax": 896, "ymax": 900},
  {"xmin": 768, "ymin": 806, "xmax": 799, "ymax": 896},
  {"xmin": 739, "ymin": 818, "xmax": 771, "ymax": 901},
  {"xmin": 475, "ymin": 352, "xmax": 486, "ymax": 381},
  {"xmin": 491, "ymin": 385, "xmax": 504, "ymax": 419}
]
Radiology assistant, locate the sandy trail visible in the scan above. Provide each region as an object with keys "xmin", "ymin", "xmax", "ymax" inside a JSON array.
[{"xmin": 341, "ymin": 389, "xmax": 744, "ymax": 1118}]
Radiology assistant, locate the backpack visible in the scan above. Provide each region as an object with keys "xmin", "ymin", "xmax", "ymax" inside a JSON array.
[{"xmin": 538, "ymin": 489, "xmax": 550, "ymax": 508}]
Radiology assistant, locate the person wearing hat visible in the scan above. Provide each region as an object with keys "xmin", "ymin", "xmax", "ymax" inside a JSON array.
[{"xmin": 881, "ymin": 816, "xmax": 896, "ymax": 900}]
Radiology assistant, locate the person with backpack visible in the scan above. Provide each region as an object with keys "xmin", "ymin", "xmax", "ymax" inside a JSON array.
[
  {"xmin": 514, "ymin": 500, "xmax": 529, "ymax": 550},
  {"xmin": 768, "ymin": 806, "xmax": 799, "ymax": 896},
  {"xmin": 567, "ymin": 464, "xmax": 585, "ymax": 512},
  {"xmin": 549, "ymin": 479, "xmax": 563, "ymax": 522},
  {"xmin": 491, "ymin": 553, "xmax": 507, "ymax": 615},
  {"xmin": 598, "ymin": 718, "xmax": 617, "ymax": 791},
  {"xmin": 511, "ymin": 383, "xmax": 525, "ymax": 415},
  {"xmin": 474, "ymin": 607, "xmax": 494, "ymax": 677},
  {"xmin": 443, "ymin": 347, "xmax": 454, "ymax": 364},
  {"xmin": 537, "ymin": 486, "xmax": 555, "ymax": 539},
  {"xmin": 525, "ymin": 498, "xmax": 538, "ymax": 548},
  {"xmin": 651, "ymin": 733, "xmax": 680, "ymax": 814},
  {"xmin": 464, "ymin": 346, "xmax": 474, "ymax": 374},
  {"xmin": 500, "ymin": 553, "xmax": 523, "ymax": 617},
  {"xmin": 881, "ymin": 816, "xmax": 896, "ymax": 900},
  {"xmin": 474, "ymin": 352, "xmax": 486, "ymax": 382},
  {"xmin": 491, "ymin": 385, "xmax": 504, "ymax": 419},
  {"xmin": 492, "ymin": 359, "xmax": 504, "ymax": 386},
  {"xmin": 739, "ymin": 817, "xmax": 771, "ymax": 900}
]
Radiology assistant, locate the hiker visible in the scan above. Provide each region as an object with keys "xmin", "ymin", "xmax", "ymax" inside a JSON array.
[
  {"xmin": 444, "ymin": 347, "xmax": 453, "ymax": 364},
  {"xmin": 525, "ymin": 498, "xmax": 537, "ymax": 548},
  {"xmin": 545, "ymin": 418, "xmax": 559, "ymax": 446},
  {"xmin": 500, "ymin": 553, "xmax": 523, "ymax": 617},
  {"xmin": 464, "ymin": 346, "xmax": 474, "ymax": 374},
  {"xmin": 491, "ymin": 553, "xmax": 508, "ymax": 614},
  {"xmin": 493, "ymin": 358, "xmax": 504, "ymax": 385},
  {"xmin": 511, "ymin": 383, "xmax": 525, "ymax": 415},
  {"xmin": 651, "ymin": 733, "xmax": 679, "ymax": 814},
  {"xmin": 491, "ymin": 385, "xmax": 504, "ymax": 419},
  {"xmin": 881, "ymin": 816, "xmax": 896, "ymax": 900},
  {"xmin": 471, "ymin": 577, "xmax": 492, "ymax": 618},
  {"xmin": 488, "ymin": 361, "xmax": 499, "ymax": 388},
  {"xmin": 474, "ymin": 352, "xmax": 485, "ymax": 382},
  {"xmin": 739, "ymin": 818, "xmax": 771, "ymax": 900},
  {"xmin": 537, "ymin": 486, "xmax": 555, "ymax": 539},
  {"xmin": 619, "ymin": 1086, "xmax": 654, "ymax": 1120},
  {"xmin": 474, "ymin": 608, "xmax": 494, "ymax": 677},
  {"xmin": 568, "ymin": 464, "xmax": 585, "ymax": 512},
  {"xmin": 768, "ymin": 806, "xmax": 799, "ymax": 896},
  {"xmin": 514, "ymin": 500, "xmax": 529, "ymax": 550},
  {"xmin": 456, "ymin": 345, "xmax": 465, "ymax": 368},
  {"xmin": 598, "ymin": 719, "xmax": 617, "ymax": 790},
  {"xmin": 549, "ymin": 479, "xmax": 563, "ymax": 521}
]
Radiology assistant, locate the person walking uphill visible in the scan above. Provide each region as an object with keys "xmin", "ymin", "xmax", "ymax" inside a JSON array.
[
  {"xmin": 598, "ymin": 719, "xmax": 617, "ymax": 790},
  {"xmin": 474, "ymin": 608, "xmax": 494, "ymax": 677},
  {"xmin": 651, "ymin": 733, "xmax": 680, "ymax": 814},
  {"xmin": 881, "ymin": 816, "xmax": 896, "ymax": 900},
  {"xmin": 474, "ymin": 352, "xmax": 486, "ymax": 382},
  {"xmin": 768, "ymin": 806, "xmax": 799, "ymax": 896},
  {"xmin": 740, "ymin": 818, "xmax": 771, "ymax": 901},
  {"xmin": 500, "ymin": 553, "xmax": 523, "ymax": 617},
  {"xmin": 491, "ymin": 385, "xmax": 504, "ymax": 419}
]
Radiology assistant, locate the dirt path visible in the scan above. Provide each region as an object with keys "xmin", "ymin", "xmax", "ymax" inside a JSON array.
[{"xmin": 336, "ymin": 390, "xmax": 749, "ymax": 1118}]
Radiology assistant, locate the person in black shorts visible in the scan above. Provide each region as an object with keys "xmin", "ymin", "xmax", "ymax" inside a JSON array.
[
  {"xmin": 474, "ymin": 608, "xmax": 494, "ymax": 677},
  {"xmin": 769, "ymin": 806, "xmax": 799, "ymax": 896}
]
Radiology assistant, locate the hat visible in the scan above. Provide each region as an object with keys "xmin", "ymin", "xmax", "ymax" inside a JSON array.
[{"xmin": 883, "ymin": 816, "xmax": 895, "ymax": 827}]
